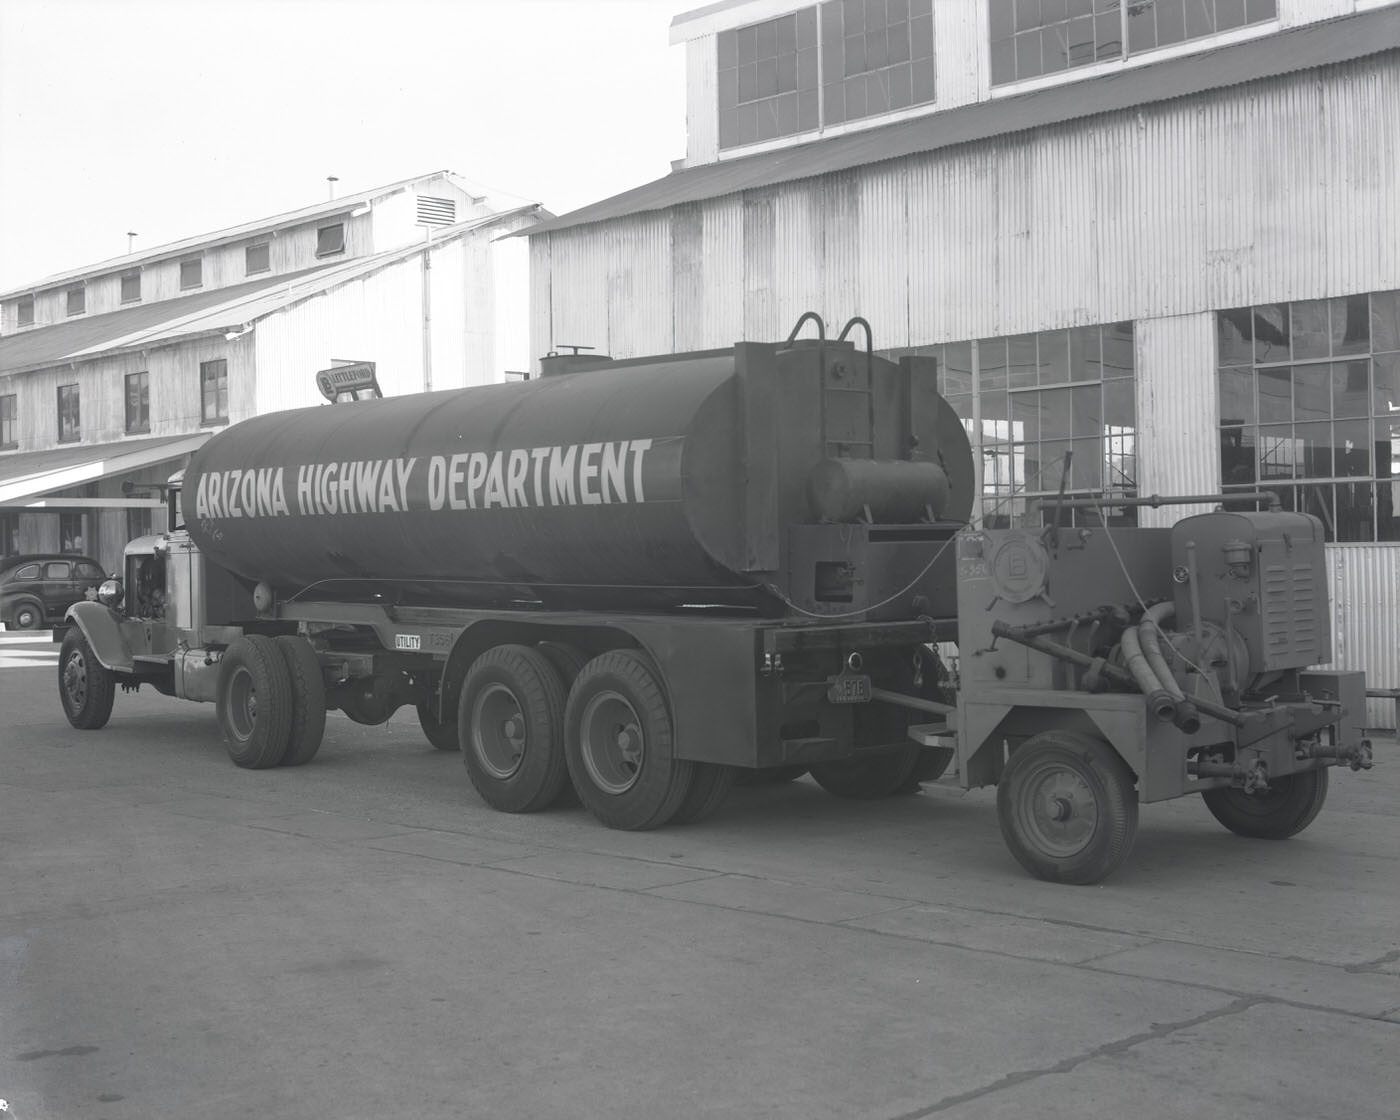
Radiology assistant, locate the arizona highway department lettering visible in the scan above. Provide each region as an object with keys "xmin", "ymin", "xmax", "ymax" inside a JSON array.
[{"xmin": 193, "ymin": 438, "xmax": 665, "ymax": 520}]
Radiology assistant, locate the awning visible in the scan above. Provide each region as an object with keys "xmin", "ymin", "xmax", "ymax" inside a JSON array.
[{"xmin": 0, "ymin": 432, "xmax": 211, "ymax": 506}]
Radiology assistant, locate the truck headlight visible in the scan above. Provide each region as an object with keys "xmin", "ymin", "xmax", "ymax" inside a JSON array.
[{"xmin": 97, "ymin": 578, "xmax": 124, "ymax": 607}]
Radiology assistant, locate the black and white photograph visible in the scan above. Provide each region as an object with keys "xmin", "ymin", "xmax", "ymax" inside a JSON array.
[{"xmin": 1, "ymin": 0, "xmax": 1398, "ymax": 1116}]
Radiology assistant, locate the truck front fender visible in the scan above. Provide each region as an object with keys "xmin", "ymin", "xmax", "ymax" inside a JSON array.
[{"xmin": 64, "ymin": 601, "xmax": 136, "ymax": 673}]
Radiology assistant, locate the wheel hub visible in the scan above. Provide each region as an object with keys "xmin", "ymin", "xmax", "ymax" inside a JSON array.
[
  {"xmin": 1022, "ymin": 767, "xmax": 1098, "ymax": 856},
  {"xmin": 580, "ymin": 691, "xmax": 645, "ymax": 795},
  {"xmin": 472, "ymin": 684, "xmax": 527, "ymax": 780}
]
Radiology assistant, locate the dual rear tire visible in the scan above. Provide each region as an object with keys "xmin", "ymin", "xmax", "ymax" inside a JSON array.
[
  {"xmin": 458, "ymin": 645, "xmax": 724, "ymax": 830},
  {"xmin": 216, "ymin": 635, "xmax": 326, "ymax": 769}
]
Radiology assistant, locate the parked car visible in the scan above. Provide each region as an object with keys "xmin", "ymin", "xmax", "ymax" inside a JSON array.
[{"xmin": 1, "ymin": 554, "xmax": 108, "ymax": 630}]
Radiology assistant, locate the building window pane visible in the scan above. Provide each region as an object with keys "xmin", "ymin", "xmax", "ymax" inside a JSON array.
[
  {"xmin": 120, "ymin": 271, "xmax": 141, "ymax": 303},
  {"xmin": 200, "ymin": 359, "xmax": 228, "ymax": 425},
  {"xmin": 316, "ymin": 223, "xmax": 346, "ymax": 257},
  {"xmin": 60, "ymin": 514, "xmax": 84, "ymax": 554},
  {"xmin": 125, "ymin": 371, "xmax": 150, "ymax": 434},
  {"xmin": 0, "ymin": 393, "xmax": 16, "ymax": 448},
  {"xmin": 246, "ymin": 243, "xmax": 270, "ymax": 275},
  {"xmin": 66, "ymin": 286, "xmax": 85, "ymax": 316},
  {"xmin": 180, "ymin": 257, "xmax": 203, "ymax": 289},
  {"xmin": 1217, "ymin": 291, "xmax": 1400, "ymax": 542},
  {"xmin": 17, "ymin": 295, "xmax": 35, "ymax": 326},
  {"xmin": 57, "ymin": 384, "xmax": 80, "ymax": 442}
]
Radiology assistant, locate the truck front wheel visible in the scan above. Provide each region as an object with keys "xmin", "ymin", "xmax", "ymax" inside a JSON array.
[
  {"xmin": 565, "ymin": 650, "xmax": 695, "ymax": 831},
  {"xmin": 460, "ymin": 645, "xmax": 570, "ymax": 812},
  {"xmin": 59, "ymin": 629, "xmax": 116, "ymax": 730},
  {"xmin": 997, "ymin": 730, "xmax": 1138, "ymax": 885},
  {"xmin": 216, "ymin": 635, "xmax": 293, "ymax": 769},
  {"xmin": 1201, "ymin": 768, "xmax": 1328, "ymax": 839}
]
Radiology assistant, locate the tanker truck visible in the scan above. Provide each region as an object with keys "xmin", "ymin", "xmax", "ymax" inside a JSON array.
[{"xmin": 55, "ymin": 314, "xmax": 1373, "ymax": 883}]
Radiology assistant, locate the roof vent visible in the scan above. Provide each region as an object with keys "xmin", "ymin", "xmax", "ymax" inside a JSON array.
[{"xmin": 416, "ymin": 195, "xmax": 457, "ymax": 227}]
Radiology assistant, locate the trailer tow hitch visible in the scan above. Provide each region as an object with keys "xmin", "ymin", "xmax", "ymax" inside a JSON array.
[{"xmin": 1296, "ymin": 739, "xmax": 1374, "ymax": 771}]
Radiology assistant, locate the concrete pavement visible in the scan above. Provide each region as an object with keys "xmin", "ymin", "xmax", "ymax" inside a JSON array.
[{"xmin": 1, "ymin": 632, "xmax": 1397, "ymax": 1119}]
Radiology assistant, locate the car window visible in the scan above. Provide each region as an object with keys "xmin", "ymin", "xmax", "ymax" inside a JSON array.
[
  {"xmin": 13, "ymin": 563, "xmax": 40, "ymax": 579},
  {"xmin": 76, "ymin": 562, "xmax": 104, "ymax": 580},
  {"xmin": 44, "ymin": 562, "xmax": 71, "ymax": 579}
]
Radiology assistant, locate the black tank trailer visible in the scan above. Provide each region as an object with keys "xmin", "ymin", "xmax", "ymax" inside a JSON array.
[{"xmin": 55, "ymin": 314, "xmax": 1373, "ymax": 883}]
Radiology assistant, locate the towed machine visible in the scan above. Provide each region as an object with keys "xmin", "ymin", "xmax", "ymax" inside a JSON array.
[{"xmin": 56, "ymin": 315, "xmax": 1373, "ymax": 883}]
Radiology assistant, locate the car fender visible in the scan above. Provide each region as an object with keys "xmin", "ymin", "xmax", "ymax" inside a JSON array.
[{"xmin": 64, "ymin": 601, "xmax": 136, "ymax": 673}]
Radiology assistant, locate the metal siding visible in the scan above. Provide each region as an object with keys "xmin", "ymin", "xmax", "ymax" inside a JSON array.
[
  {"xmin": 529, "ymin": 236, "xmax": 554, "ymax": 372},
  {"xmin": 743, "ymin": 189, "xmax": 779, "ymax": 342},
  {"xmin": 774, "ymin": 183, "xmax": 825, "ymax": 332},
  {"xmin": 428, "ymin": 241, "xmax": 468, "ymax": 391},
  {"xmin": 607, "ymin": 214, "xmax": 674, "ymax": 358},
  {"xmin": 820, "ymin": 172, "xmax": 860, "ymax": 331},
  {"xmin": 686, "ymin": 36, "xmax": 719, "ymax": 167},
  {"xmin": 857, "ymin": 165, "xmax": 909, "ymax": 345},
  {"xmin": 933, "ymin": 0, "xmax": 986, "ymax": 110},
  {"xmin": 253, "ymin": 262, "xmax": 424, "ymax": 413},
  {"xmin": 701, "ymin": 196, "xmax": 745, "ymax": 345},
  {"xmin": 1328, "ymin": 544, "xmax": 1400, "ymax": 728},
  {"xmin": 1134, "ymin": 312, "xmax": 1219, "ymax": 529}
]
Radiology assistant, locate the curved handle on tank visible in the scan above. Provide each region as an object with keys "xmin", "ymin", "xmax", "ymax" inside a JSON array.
[
  {"xmin": 835, "ymin": 316, "xmax": 873, "ymax": 353},
  {"xmin": 784, "ymin": 311, "xmax": 826, "ymax": 345}
]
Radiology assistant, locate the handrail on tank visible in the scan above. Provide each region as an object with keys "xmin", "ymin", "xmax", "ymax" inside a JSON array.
[
  {"xmin": 835, "ymin": 316, "xmax": 872, "ymax": 352},
  {"xmin": 784, "ymin": 311, "xmax": 826, "ymax": 345}
]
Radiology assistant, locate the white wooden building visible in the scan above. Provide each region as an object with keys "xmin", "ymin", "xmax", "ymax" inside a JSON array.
[
  {"xmin": 523, "ymin": 0, "xmax": 1400, "ymax": 722},
  {"xmin": 0, "ymin": 171, "xmax": 542, "ymax": 578}
]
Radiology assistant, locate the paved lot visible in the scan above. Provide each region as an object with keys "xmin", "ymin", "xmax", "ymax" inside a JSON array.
[{"xmin": 1, "ymin": 629, "xmax": 1398, "ymax": 1119}]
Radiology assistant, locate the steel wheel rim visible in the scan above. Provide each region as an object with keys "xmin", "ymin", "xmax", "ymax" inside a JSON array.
[
  {"xmin": 228, "ymin": 666, "xmax": 257, "ymax": 742},
  {"xmin": 472, "ymin": 684, "xmax": 527, "ymax": 779},
  {"xmin": 1017, "ymin": 761, "xmax": 1099, "ymax": 858},
  {"xmin": 579, "ymin": 690, "xmax": 644, "ymax": 795},
  {"xmin": 63, "ymin": 650, "xmax": 89, "ymax": 709}
]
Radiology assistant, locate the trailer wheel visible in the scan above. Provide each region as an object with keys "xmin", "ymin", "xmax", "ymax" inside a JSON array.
[
  {"xmin": 810, "ymin": 746, "xmax": 921, "ymax": 800},
  {"xmin": 565, "ymin": 650, "xmax": 695, "ymax": 831},
  {"xmin": 216, "ymin": 635, "xmax": 293, "ymax": 769},
  {"xmin": 997, "ymin": 730, "xmax": 1138, "ymax": 885},
  {"xmin": 670, "ymin": 763, "xmax": 736, "ymax": 825},
  {"xmin": 416, "ymin": 699, "xmax": 461, "ymax": 751},
  {"xmin": 1201, "ymin": 768, "xmax": 1329, "ymax": 839},
  {"xmin": 460, "ymin": 644, "xmax": 570, "ymax": 812},
  {"xmin": 274, "ymin": 635, "xmax": 326, "ymax": 767},
  {"xmin": 58, "ymin": 629, "xmax": 116, "ymax": 730}
]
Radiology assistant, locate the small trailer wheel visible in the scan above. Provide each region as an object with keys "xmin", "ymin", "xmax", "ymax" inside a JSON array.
[
  {"xmin": 216, "ymin": 635, "xmax": 293, "ymax": 769},
  {"xmin": 997, "ymin": 730, "xmax": 1138, "ymax": 885},
  {"xmin": 274, "ymin": 635, "xmax": 327, "ymax": 766},
  {"xmin": 58, "ymin": 629, "xmax": 116, "ymax": 730},
  {"xmin": 460, "ymin": 644, "xmax": 570, "ymax": 812},
  {"xmin": 565, "ymin": 650, "xmax": 695, "ymax": 830},
  {"xmin": 1201, "ymin": 768, "xmax": 1329, "ymax": 839},
  {"xmin": 417, "ymin": 699, "xmax": 461, "ymax": 751}
]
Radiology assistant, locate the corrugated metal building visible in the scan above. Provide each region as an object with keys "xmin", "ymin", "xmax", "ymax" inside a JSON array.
[
  {"xmin": 0, "ymin": 172, "xmax": 543, "ymax": 584},
  {"xmin": 524, "ymin": 0, "xmax": 1400, "ymax": 724}
]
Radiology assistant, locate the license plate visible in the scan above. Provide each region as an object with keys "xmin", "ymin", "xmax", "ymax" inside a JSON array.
[{"xmin": 827, "ymin": 673, "xmax": 872, "ymax": 704}]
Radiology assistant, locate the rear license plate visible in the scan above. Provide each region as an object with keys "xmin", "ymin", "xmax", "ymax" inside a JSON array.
[{"xmin": 827, "ymin": 673, "xmax": 872, "ymax": 704}]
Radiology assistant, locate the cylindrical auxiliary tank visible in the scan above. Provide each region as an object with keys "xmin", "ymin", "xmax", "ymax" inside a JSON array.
[{"xmin": 184, "ymin": 322, "xmax": 974, "ymax": 618}]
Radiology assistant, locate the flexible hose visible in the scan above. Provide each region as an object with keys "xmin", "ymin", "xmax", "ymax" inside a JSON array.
[
  {"xmin": 1138, "ymin": 603, "xmax": 1202, "ymax": 732},
  {"xmin": 1118, "ymin": 623, "xmax": 1178, "ymax": 723}
]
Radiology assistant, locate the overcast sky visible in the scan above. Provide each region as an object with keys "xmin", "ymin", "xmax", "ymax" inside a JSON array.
[{"xmin": 0, "ymin": 0, "xmax": 693, "ymax": 290}]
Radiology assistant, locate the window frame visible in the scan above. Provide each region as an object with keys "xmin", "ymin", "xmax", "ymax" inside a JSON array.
[
  {"xmin": 179, "ymin": 256, "xmax": 203, "ymax": 290},
  {"xmin": 125, "ymin": 371, "xmax": 151, "ymax": 435},
  {"xmin": 56, "ymin": 383, "xmax": 80, "ymax": 443},
  {"xmin": 988, "ymin": 0, "xmax": 1279, "ymax": 88},
  {"xmin": 245, "ymin": 242, "xmax": 271, "ymax": 275},
  {"xmin": 200, "ymin": 358, "xmax": 229, "ymax": 426},
  {"xmin": 1217, "ymin": 290, "xmax": 1400, "ymax": 543},
  {"xmin": 17, "ymin": 294, "xmax": 35, "ymax": 327},
  {"xmin": 65, "ymin": 285, "xmax": 86, "ymax": 317},
  {"xmin": 120, "ymin": 270, "xmax": 142, "ymax": 304},
  {"xmin": 0, "ymin": 392, "xmax": 16, "ymax": 449},
  {"xmin": 316, "ymin": 223, "xmax": 346, "ymax": 257}
]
